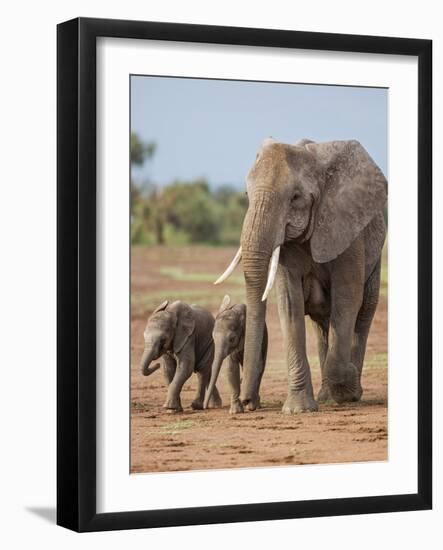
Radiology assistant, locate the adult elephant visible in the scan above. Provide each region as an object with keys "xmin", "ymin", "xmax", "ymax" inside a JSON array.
[{"xmin": 215, "ymin": 138, "xmax": 387, "ymax": 414}]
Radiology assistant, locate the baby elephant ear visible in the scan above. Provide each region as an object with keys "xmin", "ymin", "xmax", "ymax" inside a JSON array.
[
  {"xmin": 307, "ymin": 140, "xmax": 387, "ymax": 263},
  {"xmin": 153, "ymin": 300, "xmax": 169, "ymax": 314},
  {"xmin": 219, "ymin": 294, "xmax": 231, "ymax": 312},
  {"xmin": 173, "ymin": 303, "xmax": 196, "ymax": 354}
]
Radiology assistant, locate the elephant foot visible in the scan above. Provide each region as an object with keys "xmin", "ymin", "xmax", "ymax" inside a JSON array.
[
  {"xmin": 328, "ymin": 363, "xmax": 362, "ymax": 404},
  {"xmin": 163, "ymin": 397, "xmax": 183, "ymax": 413},
  {"xmin": 282, "ymin": 390, "xmax": 318, "ymax": 414},
  {"xmin": 245, "ymin": 394, "xmax": 261, "ymax": 411},
  {"xmin": 191, "ymin": 399, "xmax": 204, "ymax": 410},
  {"xmin": 229, "ymin": 399, "xmax": 244, "ymax": 414},
  {"xmin": 317, "ymin": 384, "xmax": 331, "ymax": 403},
  {"xmin": 240, "ymin": 391, "xmax": 259, "ymax": 411},
  {"xmin": 243, "ymin": 395, "xmax": 260, "ymax": 411}
]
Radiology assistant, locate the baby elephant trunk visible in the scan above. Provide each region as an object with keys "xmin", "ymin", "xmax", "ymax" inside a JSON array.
[
  {"xmin": 139, "ymin": 347, "xmax": 161, "ymax": 377},
  {"xmin": 203, "ymin": 350, "xmax": 226, "ymax": 409}
]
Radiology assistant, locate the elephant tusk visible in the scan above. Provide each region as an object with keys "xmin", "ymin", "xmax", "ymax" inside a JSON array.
[
  {"xmin": 261, "ymin": 246, "xmax": 281, "ymax": 301},
  {"xmin": 214, "ymin": 246, "xmax": 242, "ymax": 285}
]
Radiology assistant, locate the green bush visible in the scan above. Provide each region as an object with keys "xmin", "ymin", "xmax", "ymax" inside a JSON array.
[
  {"xmin": 131, "ymin": 179, "xmax": 247, "ymax": 246},
  {"xmin": 130, "ymin": 132, "xmax": 248, "ymax": 246}
]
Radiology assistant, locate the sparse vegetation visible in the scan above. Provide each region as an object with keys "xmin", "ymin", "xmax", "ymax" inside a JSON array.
[
  {"xmin": 131, "ymin": 132, "xmax": 248, "ymax": 246},
  {"xmin": 159, "ymin": 266, "xmax": 243, "ymax": 285}
]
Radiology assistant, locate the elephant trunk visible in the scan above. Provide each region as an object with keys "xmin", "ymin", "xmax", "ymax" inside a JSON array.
[
  {"xmin": 203, "ymin": 349, "xmax": 227, "ymax": 409},
  {"xmin": 139, "ymin": 346, "xmax": 161, "ymax": 376},
  {"xmin": 240, "ymin": 191, "xmax": 279, "ymax": 407},
  {"xmin": 240, "ymin": 253, "xmax": 269, "ymax": 406}
]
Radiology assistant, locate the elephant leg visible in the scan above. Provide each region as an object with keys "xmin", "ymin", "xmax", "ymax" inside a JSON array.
[
  {"xmin": 242, "ymin": 359, "xmax": 264, "ymax": 411},
  {"xmin": 276, "ymin": 265, "xmax": 318, "ymax": 414},
  {"xmin": 163, "ymin": 356, "xmax": 194, "ymax": 412},
  {"xmin": 162, "ymin": 354, "xmax": 176, "ymax": 385},
  {"xmin": 324, "ymin": 242, "xmax": 365, "ymax": 404},
  {"xmin": 208, "ymin": 384, "xmax": 222, "ymax": 409},
  {"xmin": 351, "ymin": 259, "xmax": 382, "ymax": 394},
  {"xmin": 226, "ymin": 356, "xmax": 244, "ymax": 414},
  {"xmin": 192, "ymin": 368, "xmax": 209, "ymax": 410},
  {"xmin": 312, "ymin": 318, "xmax": 330, "ymax": 402},
  {"xmin": 254, "ymin": 363, "xmax": 265, "ymax": 410},
  {"xmin": 247, "ymin": 357, "xmax": 265, "ymax": 410},
  {"xmin": 194, "ymin": 360, "xmax": 222, "ymax": 410},
  {"xmin": 253, "ymin": 326, "xmax": 268, "ymax": 410}
]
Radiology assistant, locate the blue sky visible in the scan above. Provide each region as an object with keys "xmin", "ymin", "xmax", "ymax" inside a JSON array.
[{"xmin": 131, "ymin": 76, "xmax": 387, "ymax": 188}]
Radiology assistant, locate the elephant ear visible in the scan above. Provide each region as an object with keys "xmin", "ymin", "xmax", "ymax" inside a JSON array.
[
  {"xmin": 219, "ymin": 294, "xmax": 231, "ymax": 313},
  {"xmin": 307, "ymin": 140, "xmax": 387, "ymax": 263},
  {"xmin": 172, "ymin": 302, "xmax": 196, "ymax": 354},
  {"xmin": 153, "ymin": 300, "xmax": 169, "ymax": 314}
]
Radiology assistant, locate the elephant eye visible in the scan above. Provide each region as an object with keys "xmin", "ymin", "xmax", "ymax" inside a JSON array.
[{"xmin": 291, "ymin": 192, "xmax": 301, "ymax": 202}]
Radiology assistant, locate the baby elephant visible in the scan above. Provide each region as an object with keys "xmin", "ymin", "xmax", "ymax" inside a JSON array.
[
  {"xmin": 204, "ymin": 295, "xmax": 268, "ymax": 414},
  {"xmin": 139, "ymin": 300, "xmax": 222, "ymax": 413}
]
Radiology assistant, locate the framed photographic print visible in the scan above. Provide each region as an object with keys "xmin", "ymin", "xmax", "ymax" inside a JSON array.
[{"xmin": 57, "ymin": 17, "xmax": 432, "ymax": 532}]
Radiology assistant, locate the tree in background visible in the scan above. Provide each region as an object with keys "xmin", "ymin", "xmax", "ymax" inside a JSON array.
[
  {"xmin": 130, "ymin": 132, "xmax": 248, "ymax": 246},
  {"xmin": 131, "ymin": 133, "xmax": 156, "ymax": 167},
  {"xmin": 214, "ymin": 185, "xmax": 248, "ymax": 245},
  {"xmin": 130, "ymin": 132, "xmax": 165, "ymax": 244},
  {"xmin": 161, "ymin": 179, "xmax": 222, "ymax": 244}
]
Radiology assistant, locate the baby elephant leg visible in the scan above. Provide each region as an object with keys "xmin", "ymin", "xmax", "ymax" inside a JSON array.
[
  {"xmin": 162, "ymin": 354, "xmax": 176, "ymax": 385},
  {"xmin": 192, "ymin": 368, "xmax": 209, "ymax": 410},
  {"xmin": 226, "ymin": 356, "xmax": 243, "ymax": 414},
  {"xmin": 193, "ymin": 368, "xmax": 222, "ymax": 410},
  {"xmin": 163, "ymin": 359, "xmax": 193, "ymax": 413},
  {"xmin": 208, "ymin": 384, "xmax": 222, "ymax": 409}
]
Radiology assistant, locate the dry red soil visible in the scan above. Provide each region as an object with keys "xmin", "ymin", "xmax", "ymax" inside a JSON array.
[{"xmin": 131, "ymin": 246, "xmax": 387, "ymax": 473}]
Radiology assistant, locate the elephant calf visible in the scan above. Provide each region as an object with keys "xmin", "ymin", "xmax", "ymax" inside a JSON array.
[
  {"xmin": 139, "ymin": 300, "xmax": 222, "ymax": 413},
  {"xmin": 204, "ymin": 295, "xmax": 268, "ymax": 414}
]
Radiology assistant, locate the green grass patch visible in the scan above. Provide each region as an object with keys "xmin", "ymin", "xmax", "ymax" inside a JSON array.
[
  {"xmin": 153, "ymin": 419, "xmax": 198, "ymax": 435},
  {"xmin": 365, "ymin": 352, "xmax": 388, "ymax": 369},
  {"xmin": 162, "ymin": 419, "xmax": 196, "ymax": 430},
  {"xmin": 132, "ymin": 289, "xmax": 246, "ymax": 311},
  {"xmin": 260, "ymin": 399, "xmax": 284, "ymax": 408},
  {"xmin": 160, "ymin": 266, "xmax": 243, "ymax": 285}
]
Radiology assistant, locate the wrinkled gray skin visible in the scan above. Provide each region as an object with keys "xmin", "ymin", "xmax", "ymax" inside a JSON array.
[
  {"xmin": 204, "ymin": 295, "xmax": 268, "ymax": 414},
  {"xmin": 139, "ymin": 300, "xmax": 222, "ymax": 413},
  {"xmin": 228, "ymin": 138, "xmax": 387, "ymax": 413}
]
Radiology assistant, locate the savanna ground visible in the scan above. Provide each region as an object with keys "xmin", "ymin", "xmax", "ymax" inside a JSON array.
[{"xmin": 131, "ymin": 245, "xmax": 388, "ymax": 473}]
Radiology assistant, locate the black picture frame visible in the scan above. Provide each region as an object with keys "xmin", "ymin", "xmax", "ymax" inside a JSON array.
[{"xmin": 57, "ymin": 17, "xmax": 432, "ymax": 532}]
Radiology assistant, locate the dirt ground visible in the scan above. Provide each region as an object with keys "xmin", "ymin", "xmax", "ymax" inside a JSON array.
[{"xmin": 131, "ymin": 245, "xmax": 388, "ymax": 473}]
